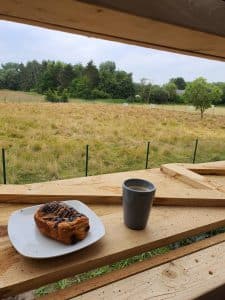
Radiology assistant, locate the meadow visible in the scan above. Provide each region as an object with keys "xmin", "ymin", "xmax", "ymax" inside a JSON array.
[{"xmin": 1, "ymin": 90, "xmax": 225, "ymax": 184}]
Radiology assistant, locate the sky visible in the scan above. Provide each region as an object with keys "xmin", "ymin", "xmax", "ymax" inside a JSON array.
[{"xmin": 0, "ymin": 20, "xmax": 225, "ymax": 84}]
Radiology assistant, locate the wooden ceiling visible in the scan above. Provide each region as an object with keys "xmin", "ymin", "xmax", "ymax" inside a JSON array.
[
  {"xmin": 83, "ymin": 0, "xmax": 225, "ymax": 38},
  {"xmin": 0, "ymin": 0, "xmax": 225, "ymax": 61}
]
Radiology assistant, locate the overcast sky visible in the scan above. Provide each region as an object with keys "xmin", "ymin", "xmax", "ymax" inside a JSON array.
[{"xmin": 0, "ymin": 20, "xmax": 225, "ymax": 84}]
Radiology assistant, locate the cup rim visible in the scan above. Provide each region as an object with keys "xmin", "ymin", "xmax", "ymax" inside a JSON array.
[{"xmin": 123, "ymin": 178, "xmax": 156, "ymax": 193}]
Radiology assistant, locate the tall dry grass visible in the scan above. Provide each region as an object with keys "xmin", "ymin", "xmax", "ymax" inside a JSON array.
[
  {"xmin": 0, "ymin": 91, "xmax": 225, "ymax": 183},
  {"xmin": 0, "ymin": 89, "xmax": 44, "ymax": 103}
]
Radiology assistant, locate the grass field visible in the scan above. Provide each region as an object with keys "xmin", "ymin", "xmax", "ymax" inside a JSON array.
[{"xmin": 0, "ymin": 89, "xmax": 225, "ymax": 184}]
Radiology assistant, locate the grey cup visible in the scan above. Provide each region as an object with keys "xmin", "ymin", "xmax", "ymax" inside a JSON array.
[{"xmin": 122, "ymin": 178, "xmax": 156, "ymax": 230}]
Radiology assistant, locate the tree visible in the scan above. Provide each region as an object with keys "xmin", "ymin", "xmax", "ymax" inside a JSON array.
[
  {"xmin": 0, "ymin": 60, "xmax": 137, "ymax": 100},
  {"xmin": 58, "ymin": 64, "xmax": 74, "ymax": 89},
  {"xmin": 163, "ymin": 82, "xmax": 177, "ymax": 103},
  {"xmin": 138, "ymin": 78, "xmax": 152, "ymax": 103},
  {"xmin": 73, "ymin": 64, "xmax": 84, "ymax": 78},
  {"xmin": 183, "ymin": 77, "xmax": 222, "ymax": 119},
  {"xmin": 84, "ymin": 61, "xmax": 99, "ymax": 90},
  {"xmin": 70, "ymin": 76, "xmax": 92, "ymax": 99},
  {"xmin": 114, "ymin": 71, "xmax": 135, "ymax": 99},
  {"xmin": 170, "ymin": 77, "xmax": 186, "ymax": 90},
  {"xmin": 99, "ymin": 61, "xmax": 116, "ymax": 74},
  {"xmin": 213, "ymin": 82, "xmax": 225, "ymax": 104},
  {"xmin": 0, "ymin": 63, "xmax": 22, "ymax": 90},
  {"xmin": 37, "ymin": 61, "xmax": 63, "ymax": 93},
  {"xmin": 19, "ymin": 60, "xmax": 42, "ymax": 91},
  {"xmin": 149, "ymin": 85, "xmax": 169, "ymax": 104},
  {"xmin": 98, "ymin": 61, "xmax": 116, "ymax": 97}
]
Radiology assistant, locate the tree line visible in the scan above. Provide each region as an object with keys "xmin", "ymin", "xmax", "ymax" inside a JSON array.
[
  {"xmin": 0, "ymin": 60, "xmax": 134, "ymax": 102},
  {"xmin": 0, "ymin": 60, "xmax": 224, "ymax": 110}
]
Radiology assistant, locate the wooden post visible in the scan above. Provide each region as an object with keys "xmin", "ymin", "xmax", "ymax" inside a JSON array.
[
  {"xmin": 193, "ymin": 139, "xmax": 199, "ymax": 164},
  {"xmin": 85, "ymin": 145, "xmax": 89, "ymax": 176},
  {"xmin": 145, "ymin": 141, "xmax": 150, "ymax": 169},
  {"xmin": 2, "ymin": 148, "xmax": 6, "ymax": 184}
]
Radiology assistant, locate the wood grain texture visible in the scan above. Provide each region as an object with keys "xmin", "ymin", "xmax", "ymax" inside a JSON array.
[
  {"xmin": 0, "ymin": 203, "xmax": 120, "ymax": 228},
  {"xmin": 180, "ymin": 161, "xmax": 225, "ymax": 175},
  {"xmin": 0, "ymin": 0, "xmax": 225, "ymax": 61},
  {"xmin": 2, "ymin": 206, "xmax": 225, "ymax": 297},
  {"xmin": 0, "ymin": 203, "xmax": 29, "ymax": 226},
  {"xmin": 161, "ymin": 164, "xmax": 216, "ymax": 190},
  {"xmin": 161, "ymin": 164, "xmax": 225, "ymax": 195},
  {"xmin": 82, "ymin": 0, "xmax": 225, "ymax": 37},
  {"xmin": 1, "ymin": 168, "xmax": 225, "ymax": 206},
  {"xmin": 0, "ymin": 225, "xmax": 7, "ymax": 237},
  {"xmin": 40, "ymin": 232, "xmax": 225, "ymax": 300},
  {"xmin": 73, "ymin": 240, "xmax": 225, "ymax": 299}
]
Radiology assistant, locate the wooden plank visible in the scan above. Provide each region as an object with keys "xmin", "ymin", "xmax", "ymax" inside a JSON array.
[
  {"xmin": 73, "ymin": 240, "xmax": 225, "ymax": 299},
  {"xmin": 0, "ymin": 1, "xmax": 225, "ymax": 61},
  {"xmin": 0, "ymin": 203, "xmax": 29, "ymax": 226},
  {"xmin": 0, "ymin": 225, "xmax": 7, "ymax": 237},
  {"xmin": 1, "ymin": 206, "xmax": 225, "ymax": 297},
  {"xmin": 82, "ymin": 0, "xmax": 225, "ymax": 38},
  {"xmin": 0, "ymin": 203, "xmax": 120, "ymax": 228},
  {"xmin": 40, "ymin": 232, "xmax": 225, "ymax": 300},
  {"xmin": 161, "ymin": 164, "xmax": 225, "ymax": 196},
  {"xmin": 160, "ymin": 164, "xmax": 216, "ymax": 190},
  {"xmin": 2, "ymin": 168, "xmax": 225, "ymax": 206},
  {"xmin": 180, "ymin": 161, "xmax": 225, "ymax": 175},
  {"xmin": 189, "ymin": 167, "xmax": 225, "ymax": 176}
]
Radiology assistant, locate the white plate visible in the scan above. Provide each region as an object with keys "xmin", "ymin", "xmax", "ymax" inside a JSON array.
[{"xmin": 8, "ymin": 200, "xmax": 105, "ymax": 259}]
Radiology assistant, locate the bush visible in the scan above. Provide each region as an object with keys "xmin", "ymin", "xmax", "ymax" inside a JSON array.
[
  {"xmin": 45, "ymin": 89, "xmax": 58, "ymax": 102},
  {"xmin": 91, "ymin": 88, "xmax": 110, "ymax": 99},
  {"xmin": 45, "ymin": 89, "xmax": 69, "ymax": 103},
  {"xmin": 150, "ymin": 86, "xmax": 169, "ymax": 104},
  {"xmin": 59, "ymin": 89, "xmax": 69, "ymax": 102},
  {"xmin": 127, "ymin": 95, "xmax": 135, "ymax": 103}
]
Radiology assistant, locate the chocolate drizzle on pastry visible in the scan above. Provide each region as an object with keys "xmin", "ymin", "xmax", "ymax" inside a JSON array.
[{"xmin": 40, "ymin": 201, "xmax": 84, "ymax": 227}]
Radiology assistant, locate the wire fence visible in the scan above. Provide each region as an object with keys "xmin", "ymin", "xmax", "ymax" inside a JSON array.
[{"xmin": 1, "ymin": 137, "xmax": 225, "ymax": 184}]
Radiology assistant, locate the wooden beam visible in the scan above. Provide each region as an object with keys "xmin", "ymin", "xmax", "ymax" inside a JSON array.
[
  {"xmin": 160, "ymin": 164, "xmax": 217, "ymax": 190},
  {"xmin": 0, "ymin": 1, "xmax": 225, "ymax": 61},
  {"xmin": 161, "ymin": 164, "xmax": 225, "ymax": 196},
  {"xmin": 2, "ymin": 168, "xmax": 225, "ymax": 207},
  {"xmin": 39, "ymin": 232, "xmax": 225, "ymax": 300},
  {"xmin": 2, "ymin": 206, "xmax": 225, "ymax": 297},
  {"xmin": 180, "ymin": 161, "xmax": 225, "ymax": 176},
  {"xmin": 81, "ymin": 0, "xmax": 225, "ymax": 38},
  {"xmin": 71, "ymin": 239, "xmax": 225, "ymax": 300},
  {"xmin": 0, "ymin": 203, "xmax": 121, "ymax": 227}
]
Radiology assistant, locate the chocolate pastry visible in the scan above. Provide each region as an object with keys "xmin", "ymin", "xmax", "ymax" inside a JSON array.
[{"xmin": 34, "ymin": 201, "xmax": 90, "ymax": 244}]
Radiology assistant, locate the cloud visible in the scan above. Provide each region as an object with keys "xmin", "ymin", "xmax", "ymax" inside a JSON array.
[{"xmin": 0, "ymin": 20, "xmax": 225, "ymax": 84}]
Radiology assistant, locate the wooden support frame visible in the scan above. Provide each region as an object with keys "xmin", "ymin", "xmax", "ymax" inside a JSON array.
[
  {"xmin": 0, "ymin": 0, "xmax": 225, "ymax": 61},
  {"xmin": 37, "ymin": 232, "xmax": 225, "ymax": 299},
  {"xmin": 2, "ymin": 163, "xmax": 225, "ymax": 207},
  {"xmin": 68, "ymin": 237, "xmax": 225, "ymax": 300},
  {"xmin": 161, "ymin": 162, "xmax": 225, "ymax": 194}
]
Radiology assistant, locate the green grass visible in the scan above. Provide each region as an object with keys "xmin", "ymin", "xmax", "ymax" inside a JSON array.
[
  {"xmin": 70, "ymin": 97, "xmax": 127, "ymax": 104},
  {"xmin": 1, "ymin": 90, "xmax": 225, "ymax": 184}
]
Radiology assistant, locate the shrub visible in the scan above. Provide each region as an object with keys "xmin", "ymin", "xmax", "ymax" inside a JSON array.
[
  {"xmin": 91, "ymin": 88, "xmax": 110, "ymax": 99},
  {"xmin": 59, "ymin": 89, "xmax": 69, "ymax": 102},
  {"xmin": 45, "ymin": 89, "xmax": 69, "ymax": 103},
  {"xmin": 45, "ymin": 89, "xmax": 58, "ymax": 102},
  {"xmin": 127, "ymin": 95, "xmax": 135, "ymax": 103}
]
